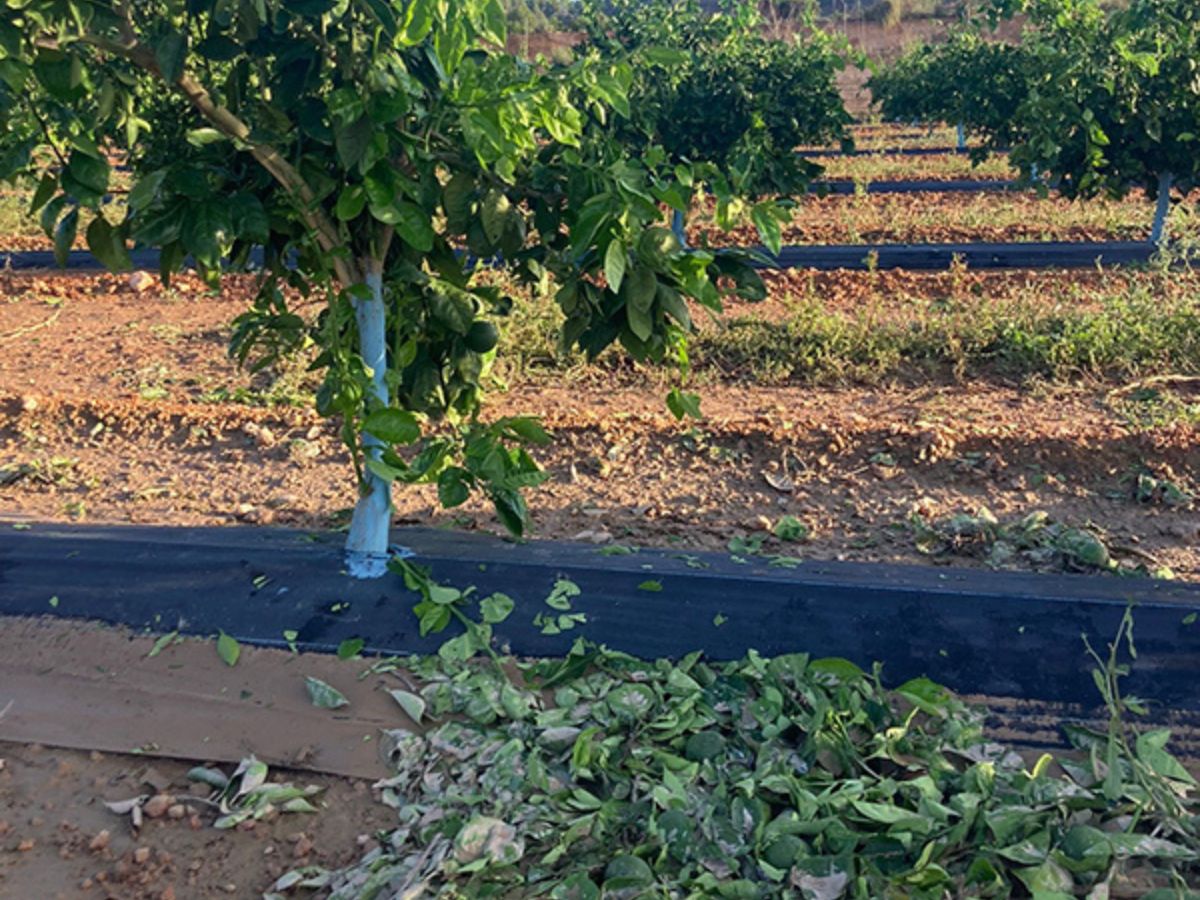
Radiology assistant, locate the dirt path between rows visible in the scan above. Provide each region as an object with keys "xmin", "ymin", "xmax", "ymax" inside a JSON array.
[{"xmin": 1, "ymin": 270, "xmax": 1197, "ymax": 579}]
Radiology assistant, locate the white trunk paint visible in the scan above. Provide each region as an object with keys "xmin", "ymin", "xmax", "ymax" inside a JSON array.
[
  {"xmin": 1150, "ymin": 172, "xmax": 1173, "ymax": 247},
  {"xmin": 956, "ymin": 123, "xmax": 966, "ymax": 151},
  {"xmin": 672, "ymin": 208, "xmax": 688, "ymax": 249},
  {"xmin": 344, "ymin": 268, "xmax": 392, "ymax": 579}
]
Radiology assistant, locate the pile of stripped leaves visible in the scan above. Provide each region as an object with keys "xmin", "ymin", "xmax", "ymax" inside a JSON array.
[
  {"xmin": 910, "ymin": 507, "xmax": 1176, "ymax": 580},
  {"xmin": 272, "ymin": 597, "xmax": 1199, "ymax": 898}
]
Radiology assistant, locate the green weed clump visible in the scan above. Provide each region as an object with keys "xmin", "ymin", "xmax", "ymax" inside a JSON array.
[
  {"xmin": 693, "ymin": 285, "xmax": 1200, "ymax": 386},
  {"xmin": 493, "ymin": 271, "xmax": 1200, "ymax": 389}
]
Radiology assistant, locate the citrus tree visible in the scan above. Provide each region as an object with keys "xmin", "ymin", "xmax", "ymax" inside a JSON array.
[
  {"xmin": 867, "ymin": 31, "xmax": 1036, "ymax": 157},
  {"xmin": 579, "ymin": 0, "xmax": 854, "ymax": 243},
  {"xmin": 993, "ymin": 0, "xmax": 1199, "ymax": 242},
  {"xmin": 1, "ymin": 0, "xmax": 774, "ymax": 576},
  {"xmin": 871, "ymin": 0, "xmax": 1199, "ymax": 243}
]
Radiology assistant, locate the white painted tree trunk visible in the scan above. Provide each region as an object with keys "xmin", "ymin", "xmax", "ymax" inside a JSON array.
[
  {"xmin": 672, "ymin": 208, "xmax": 688, "ymax": 249},
  {"xmin": 956, "ymin": 123, "xmax": 966, "ymax": 152},
  {"xmin": 344, "ymin": 267, "xmax": 392, "ymax": 579},
  {"xmin": 1150, "ymin": 172, "xmax": 1174, "ymax": 247}
]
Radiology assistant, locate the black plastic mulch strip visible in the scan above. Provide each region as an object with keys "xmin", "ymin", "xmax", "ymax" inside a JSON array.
[
  {"xmin": 1, "ymin": 240, "xmax": 1169, "ymax": 274},
  {"xmin": 1, "ymin": 248, "xmax": 167, "ymax": 271},
  {"xmin": 1, "ymin": 523, "xmax": 1199, "ymax": 716},
  {"xmin": 762, "ymin": 240, "xmax": 1161, "ymax": 271}
]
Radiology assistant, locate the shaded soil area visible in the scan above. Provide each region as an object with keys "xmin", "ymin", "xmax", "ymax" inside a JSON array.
[{"xmin": 1, "ymin": 270, "xmax": 1197, "ymax": 579}]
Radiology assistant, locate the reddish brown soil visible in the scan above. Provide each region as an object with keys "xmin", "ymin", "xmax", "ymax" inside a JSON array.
[
  {"xmin": 1, "ymin": 269, "xmax": 1197, "ymax": 579},
  {"xmin": 0, "ymin": 744, "xmax": 391, "ymax": 900}
]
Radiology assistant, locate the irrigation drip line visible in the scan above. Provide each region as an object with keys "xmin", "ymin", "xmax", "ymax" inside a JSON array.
[{"xmin": 1, "ymin": 238, "xmax": 1177, "ymax": 275}]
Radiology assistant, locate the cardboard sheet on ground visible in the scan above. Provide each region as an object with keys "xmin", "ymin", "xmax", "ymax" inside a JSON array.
[{"xmin": 0, "ymin": 618, "xmax": 413, "ymax": 779}]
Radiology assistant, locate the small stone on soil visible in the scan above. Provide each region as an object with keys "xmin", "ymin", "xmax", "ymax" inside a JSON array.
[
  {"xmin": 143, "ymin": 795, "xmax": 172, "ymax": 818},
  {"xmin": 88, "ymin": 830, "xmax": 110, "ymax": 852},
  {"xmin": 128, "ymin": 271, "xmax": 155, "ymax": 293}
]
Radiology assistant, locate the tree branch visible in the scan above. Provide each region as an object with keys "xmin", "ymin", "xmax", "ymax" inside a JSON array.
[{"xmin": 62, "ymin": 32, "xmax": 362, "ymax": 286}]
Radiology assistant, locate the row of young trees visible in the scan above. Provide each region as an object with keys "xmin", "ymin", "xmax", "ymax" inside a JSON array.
[
  {"xmin": 869, "ymin": 0, "xmax": 1199, "ymax": 243},
  {"xmin": 0, "ymin": 0, "xmax": 853, "ymax": 576}
]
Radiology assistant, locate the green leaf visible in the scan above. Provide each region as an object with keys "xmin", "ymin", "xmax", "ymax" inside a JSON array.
[
  {"xmin": 604, "ymin": 239, "xmax": 627, "ymax": 294},
  {"xmin": 216, "ymin": 631, "xmax": 241, "ymax": 667},
  {"xmin": 185, "ymin": 128, "xmax": 226, "ymax": 147},
  {"xmin": 1135, "ymin": 729, "xmax": 1197, "ymax": 785},
  {"xmin": 63, "ymin": 151, "xmax": 108, "ymax": 203},
  {"xmin": 228, "ymin": 194, "xmax": 270, "ymax": 242},
  {"xmin": 478, "ymin": 0, "xmax": 507, "ymax": 45},
  {"xmin": 480, "ymin": 593, "xmax": 514, "ymax": 624},
  {"xmin": 851, "ymin": 800, "xmax": 928, "ymax": 830},
  {"xmin": 304, "ymin": 676, "xmax": 349, "ymax": 709},
  {"xmin": 336, "ymin": 185, "xmax": 368, "ymax": 221},
  {"xmin": 442, "ymin": 173, "xmax": 474, "ymax": 230},
  {"xmin": 388, "ymin": 689, "xmax": 426, "ymax": 723},
  {"xmin": 54, "ymin": 208, "xmax": 78, "ymax": 268},
  {"xmin": 491, "ymin": 489, "xmax": 527, "ymax": 537},
  {"xmin": 503, "ymin": 416, "xmax": 550, "ymax": 445},
  {"xmin": 146, "ymin": 630, "xmax": 179, "ymax": 659},
  {"xmin": 545, "ymin": 579, "xmax": 580, "ymax": 610},
  {"xmin": 154, "ymin": 30, "xmax": 188, "ymax": 83},
  {"xmin": 751, "ymin": 202, "xmax": 784, "ymax": 257},
  {"xmin": 127, "ymin": 170, "xmax": 166, "ymax": 212},
  {"xmin": 29, "ymin": 174, "xmax": 57, "ymax": 216},
  {"xmin": 637, "ymin": 580, "xmax": 663, "ymax": 592},
  {"xmin": 642, "ymin": 47, "xmax": 690, "ymax": 67},
  {"xmin": 362, "ymin": 408, "xmax": 420, "ymax": 445},
  {"xmin": 772, "ymin": 515, "xmax": 808, "ymax": 543},
  {"xmin": 377, "ymin": 201, "xmax": 434, "ymax": 252},
  {"xmin": 437, "ymin": 467, "xmax": 471, "ymax": 508},
  {"xmin": 400, "ymin": 0, "xmax": 434, "ymax": 45},
  {"xmin": 623, "ymin": 266, "xmax": 657, "ymax": 342},
  {"xmin": 85, "ymin": 216, "xmax": 132, "ymax": 272},
  {"xmin": 666, "ymin": 388, "xmax": 702, "ymax": 421},
  {"xmin": 335, "ymin": 115, "xmax": 373, "ymax": 170},
  {"xmin": 480, "ymin": 191, "xmax": 511, "ymax": 245},
  {"xmin": 181, "ymin": 200, "xmax": 232, "ymax": 265},
  {"xmin": 336, "ymin": 638, "xmax": 365, "ymax": 660}
]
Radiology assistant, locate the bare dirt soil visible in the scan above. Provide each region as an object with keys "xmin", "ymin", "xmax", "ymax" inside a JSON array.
[
  {"xmin": 0, "ymin": 743, "xmax": 392, "ymax": 900},
  {"xmin": 0, "ymin": 617, "xmax": 426, "ymax": 900},
  {"xmin": 1, "ymin": 269, "xmax": 1197, "ymax": 579}
]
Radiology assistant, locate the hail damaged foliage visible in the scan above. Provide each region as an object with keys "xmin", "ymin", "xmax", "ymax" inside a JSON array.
[{"xmin": 275, "ymin": 603, "xmax": 1199, "ymax": 898}]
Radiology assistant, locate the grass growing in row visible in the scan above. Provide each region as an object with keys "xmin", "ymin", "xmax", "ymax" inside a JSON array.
[{"xmin": 495, "ymin": 267, "xmax": 1200, "ymax": 391}]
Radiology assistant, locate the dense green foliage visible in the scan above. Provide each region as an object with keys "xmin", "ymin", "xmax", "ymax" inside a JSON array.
[
  {"xmin": 283, "ymin": 580, "xmax": 1200, "ymax": 898},
  {"xmin": 581, "ymin": 0, "xmax": 854, "ymax": 198},
  {"xmin": 0, "ymin": 0, "xmax": 784, "ymax": 544},
  {"xmin": 869, "ymin": 0, "xmax": 1200, "ymax": 203},
  {"xmin": 867, "ymin": 32, "xmax": 1034, "ymax": 153}
]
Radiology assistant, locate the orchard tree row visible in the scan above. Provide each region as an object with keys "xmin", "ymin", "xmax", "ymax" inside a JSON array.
[
  {"xmin": 869, "ymin": 0, "xmax": 1199, "ymax": 243},
  {"xmin": 0, "ymin": 0, "xmax": 852, "ymax": 575}
]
